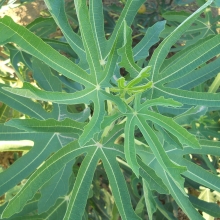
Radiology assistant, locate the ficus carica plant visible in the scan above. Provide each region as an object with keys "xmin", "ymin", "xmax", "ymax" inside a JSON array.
[{"xmin": 0, "ymin": 0, "xmax": 220, "ymax": 219}]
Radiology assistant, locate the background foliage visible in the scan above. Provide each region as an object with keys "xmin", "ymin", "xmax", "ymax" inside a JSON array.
[{"xmin": 0, "ymin": 0, "xmax": 220, "ymax": 219}]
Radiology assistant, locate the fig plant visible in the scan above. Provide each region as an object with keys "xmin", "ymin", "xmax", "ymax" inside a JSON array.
[{"xmin": 0, "ymin": 0, "xmax": 220, "ymax": 219}]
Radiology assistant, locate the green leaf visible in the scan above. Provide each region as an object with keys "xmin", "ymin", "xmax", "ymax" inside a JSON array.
[
  {"xmin": 44, "ymin": 0, "xmax": 86, "ymax": 62},
  {"xmin": 0, "ymin": 0, "xmax": 219, "ymax": 218},
  {"xmin": 0, "ymin": 16, "xmax": 93, "ymax": 86},
  {"xmin": 5, "ymin": 44, "xmax": 32, "ymax": 81},
  {"xmin": 102, "ymin": 123, "xmax": 124, "ymax": 146},
  {"xmin": 0, "ymin": 125, "xmax": 62, "ymax": 197},
  {"xmin": 5, "ymin": 118, "xmax": 85, "ymax": 137},
  {"xmin": 3, "ymin": 82, "xmax": 94, "ymax": 104},
  {"xmin": 189, "ymin": 195, "xmax": 220, "ymax": 218},
  {"xmin": 154, "ymin": 197, "xmax": 176, "ymax": 220},
  {"xmin": 138, "ymin": 159, "xmax": 169, "ymax": 194},
  {"xmin": 118, "ymin": 22, "xmax": 141, "ymax": 77},
  {"xmin": 161, "ymin": 10, "xmax": 218, "ymax": 49},
  {"xmin": 1, "ymin": 141, "xmax": 86, "ymax": 218},
  {"xmin": 107, "ymin": 0, "xmax": 146, "ymax": 56},
  {"xmin": 135, "ymin": 195, "xmax": 145, "ymax": 217},
  {"xmin": 0, "ymin": 194, "xmax": 40, "ymax": 219},
  {"xmin": 133, "ymin": 21, "xmax": 166, "ymax": 61},
  {"xmin": 79, "ymin": 91, "xmax": 105, "ymax": 146},
  {"xmin": 31, "ymin": 58, "xmax": 90, "ymax": 122},
  {"xmin": 124, "ymin": 115, "xmax": 140, "ymax": 176},
  {"xmin": 26, "ymin": 17, "xmax": 57, "ymax": 38},
  {"xmin": 100, "ymin": 23, "xmax": 124, "ymax": 86},
  {"xmin": 165, "ymin": 58, "xmax": 220, "ymax": 90},
  {"xmin": 0, "ymin": 109, "xmax": 80, "ymax": 196},
  {"xmin": 0, "ymin": 84, "xmax": 48, "ymax": 120},
  {"xmin": 99, "ymin": 149, "xmax": 141, "ymax": 220},
  {"xmin": 143, "ymin": 181, "xmax": 157, "ymax": 220},
  {"xmin": 0, "ymin": 102, "xmax": 18, "ymax": 123},
  {"xmin": 149, "ymin": 0, "xmax": 213, "ymax": 80},
  {"xmin": 38, "ymin": 161, "xmax": 74, "ymax": 214},
  {"xmin": 139, "ymin": 110, "xmax": 200, "ymax": 148},
  {"xmin": 139, "ymin": 96, "xmax": 182, "ymax": 110},
  {"xmin": 135, "ymin": 116, "xmax": 187, "ymax": 190},
  {"xmin": 172, "ymin": 157, "xmax": 220, "ymax": 192},
  {"xmin": 89, "ymin": 0, "xmax": 107, "ymax": 60},
  {"xmin": 3, "ymin": 83, "xmax": 126, "ymax": 146},
  {"xmin": 208, "ymin": 72, "xmax": 220, "ymax": 93},
  {"xmin": 156, "ymin": 168, "xmax": 204, "ymax": 220},
  {"xmin": 32, "ymin": 58, "xmax": 62, "ymax": 92},
  {"xmin": 155, "ymin": 35, "xmax": 220, "ymax": 85},
  {"xmin": 154, "ymin": 124, "xmax": 182, "ymax": 149},
  {"xmin": 74, "ymin": 0, "xmax": 102, "ymax": 81},
  {"xmin": 43, "ymin": 38, "xmax": 78, "ymax": 59},
  {"xmin": 64, "ymin": 148, "xmax": 99, "ymax": 220},
  {"xmin": 174, "ymin": 106, "xmax": 208, "ymax": 125},
  {"xmin": 153, "ymin": 86, "xmax": 220, "ymax": 107},
  {"xmin": 169, "ymin": 139, "xmax": 220, "ymax": 157}
]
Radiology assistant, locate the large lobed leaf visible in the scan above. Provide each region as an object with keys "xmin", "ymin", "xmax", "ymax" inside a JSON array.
[{"xmin": 0, "ymin": 0, "xmax": 220, "ymax": 219}]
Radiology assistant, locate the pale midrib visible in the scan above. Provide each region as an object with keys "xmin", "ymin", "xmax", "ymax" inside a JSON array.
[
  {"xmin": 43, "ymin": 165, "xmax": 66, "ymax": 205},
  {"xmin": 91, "ymin": 0, "xmax": 104, "ymax": 61},
  {"xmin": 81, "ymin": 30, "xmax": 99, "ymax": 84},
  {"xmin": 1, "ymin": 91, "xmax": 45, "ymax": 120},
  {"xmin": 136, "ymin": 117, "xmax": 167, "ymax": 170},
  {"xmin": 187, "ymin": 170, "xmax": 219, "ymax": 190},
  {"xmin": 100, "ymin": 148, "xmax": 127, "ymax": 219},
  {"xmin": 155, "ymin": 40, "xmax": 218, "ymax": 85},
  {"xmin": 6, "ymin": 144, "xmax": 93, "ymax": 214},
  {"xmin": 46, "ymin": 0, "xmax": 85, "ymax": 56},
  {"xmin": 0, "ymin": 133, "xmax": 56, "ymax": 189},
  {"xmin": 164, "ymin": 171, "xmax": 188, "ymax": 212},
  {"xmin": 45, "ymin": 199, "xmax": 66, "ymax": 220},
  {"xmin": 150, "ymin": 0, "xmax": 212, "ymax": 81},
  {"xmin": 138, "ymin": 111, "xmax": 195, "ymax": 147},
  {"xmin": 6, "ymin": 88, "xmax": 96, "ymax": 103},
  {"xmin": 126, "ymin": 115, "xmax": 135, "ymax": 165},
  {"xmin": 154, "ymin": 85, "xmax": 219, "ymax": 102},
  {"xmin": 1, "ymin": 22, "xmax": 94, "ymax": 87},
  {"xmin": 65, "ymin": 148, "xmax": 98, "ymax": 219},
  {"xmin": 103, "ymin": 0, "xmax": 133, "ymax": 61},
  {"xmin": 170, "ymin": 64, "xmax": 220, "ymax": 89},
  {"xmin": 133, "ymin": 31, "xmax": 157, "ymax": 58}
]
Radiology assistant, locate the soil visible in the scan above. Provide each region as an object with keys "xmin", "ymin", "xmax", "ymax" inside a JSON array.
[
  {"xmin": 0, "ymin": 0, "xmax": 219, "ymax": 26},
  {"xmin": 0, "ymin": 151, "xmax": 22, "ymax": 168},
  {"xmin": 0, "ymin": 0, "xmax": 121, "ymax": 25},
  {"xmin": 0, "ymin": 0, "xmax": 47, "ymax": 25}
]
